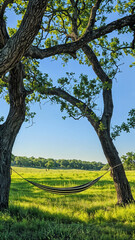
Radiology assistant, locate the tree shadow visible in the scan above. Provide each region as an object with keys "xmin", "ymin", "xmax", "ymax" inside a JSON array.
[
  {"xmin": 0, "ymin": 203, "xmax": 134, "ymax": 240},
  {"xmin": 8, "ymin": 175, "xmax": 135, "ymax": 239}
]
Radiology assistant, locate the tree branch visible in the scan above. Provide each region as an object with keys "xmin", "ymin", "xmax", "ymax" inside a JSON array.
[
  {"xmin": 0, "ymin": 0, "xmax": 48, "ymax": 76},
  {"xmin": 69, "ymin": 0, "xmax": 79, "ymax": 40},
  {"xmin": 0, "ymin": 0, "xmax": 14, "ymax": 19},
  {"xmin": 85, "ymin": 0, "xmax": 102, "ymax": 34},
  {"xmin": 25, "ymin": 14, "xmax": 135, "ymax": 59},
  {"xmin": 130, "ymin": 24, "xmax": 135, "ymax": 49},
  {"xmin": 0, "ymin": 20, "xmax": 9, "ymax": 49},
  {"xmin": 0, "ymin": 1, "xmax": 11, "ymax": 49},
  {"xmin": 38, "ymin": 86, "xmax": 99, "ymax": 129},
  {"xmin": 82, "ymin": 44, "xmax": 113, "ymax": 132},
  {"xmin": 132, "ymin": 31, "xmax": 135, "ymax": 49},
  {"xmin": 82, "ymin": 44, "xmax": 109, "ymax": 83}
]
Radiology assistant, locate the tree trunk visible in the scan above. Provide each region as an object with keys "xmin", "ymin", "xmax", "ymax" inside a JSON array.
[
  {"xmin": 0, "ymin": 63, "xmax": 26, "ymax": 210},
  {"xmin": 0, "ymin": 140, "xmax": 12, "ymax": 210},
  {"xmin": 98, "ymin": 130, "xmax": 134, "ymax": 205}
]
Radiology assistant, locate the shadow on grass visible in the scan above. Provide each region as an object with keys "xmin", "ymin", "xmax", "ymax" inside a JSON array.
[{"xmin": 0, "ymin": 204, "xmax": 134, "ymax": 240}]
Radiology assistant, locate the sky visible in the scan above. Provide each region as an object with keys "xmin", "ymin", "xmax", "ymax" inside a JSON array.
[{"xmin": 1, "ymin": 6, "xmax": 135, "ymax": 164}]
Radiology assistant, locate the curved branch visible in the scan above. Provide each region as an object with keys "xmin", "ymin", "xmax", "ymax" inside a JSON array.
[
  {"xmin": 82, "ymin": 44, "xmax": 113, "ymax": 132},
  {"xmin": 0, "ymin": 0, "xmax": 48, "ymax": 76},
  {"xmin": 39, "ymin": 86, "xmax": 99, "ymax": 129},
  {"xmin": 83, "ymin": 13, "xmax": 135, "ymax": 41},
  {"xmin": 85, "ymin": 0, "xmax": 102, "ymax": 33},
  {"xmin": 82, "ymin": 44, "xmax": 109, "ymax": 83},
  {"xmin": 25, "ymin": 14, "xmax": 135, "ymax": 59}
]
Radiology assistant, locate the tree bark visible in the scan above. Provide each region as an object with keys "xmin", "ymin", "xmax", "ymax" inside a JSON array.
[
  {"xmin": 0, "ymin": 63, "xmax": 26, "ymax": 210},
  {"xmin": 97, "ymin": 129, "xmax": 134, "ymax": 205},
  {"xmin": 0, "ymin": 0, "xmax": 48, "ymax": 76},
  {"xmin": 0, "ymin": 139, "xmax": 11, "ymax": 210}
]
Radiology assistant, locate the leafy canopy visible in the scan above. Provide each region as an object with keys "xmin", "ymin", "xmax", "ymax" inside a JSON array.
[{"xmin": 0, "ymin": 0, "xmax": 135, "ymax": 127}]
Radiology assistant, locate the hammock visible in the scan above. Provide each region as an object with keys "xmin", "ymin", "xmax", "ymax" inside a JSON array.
[{"xmin": 11, "ymin": 164, "xmax": 121, "ymax": 195}]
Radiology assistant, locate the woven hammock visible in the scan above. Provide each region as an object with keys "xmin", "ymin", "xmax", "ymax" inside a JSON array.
[
  {"xmin": 21, "ymin": 175, "xmax": 103, "ymax": 194},
  {"xmin": 11, "ymin": 168, "xmax": 111, "ymax": 195},
  {"xmin": 11, "ymin": 164, "xmax": 121, "ymax": 195}
]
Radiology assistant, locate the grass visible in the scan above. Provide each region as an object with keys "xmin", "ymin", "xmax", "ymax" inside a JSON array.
[{"xmin": 0, "ymin": 167, "xmax": 135, "ymax": 239}]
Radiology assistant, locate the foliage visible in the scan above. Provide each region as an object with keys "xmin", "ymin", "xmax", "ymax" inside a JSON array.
[
  {"xmin": 11, "ymin": 155, "xmax": 105, "ymax": 170},
  {"xmin": 111, "ymin": 109, "xmax": 135, "ymax": 139},
  {"xmin": 0, "ymin": 168, "xmax": 134, "ymax": 239},
  {"xmin": 101, "ymin": 163, "xmax": 109, "ymax": 171},
  {"xmin": 121, "ymin": 152, "xmax": 135, "ymax": 170},
  {"xmin": 101, "ymin": 152, "xmax": 135, "ymax": 170},
  {"xmin": 54, "ymin": 72, "xmax": 102, "ymax": 120},
  {"xmin": 1, "ymin": 0, "xmax": 135, "ymax": 123},
  {"xmin": 41, "ymin": 0, "xmax": 135, "ymax": 123}
]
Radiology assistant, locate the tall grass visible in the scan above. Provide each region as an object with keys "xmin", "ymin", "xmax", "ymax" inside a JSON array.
[{"xmin": 0, "ymin": 167, "xmax": 135, "ymax": 240}]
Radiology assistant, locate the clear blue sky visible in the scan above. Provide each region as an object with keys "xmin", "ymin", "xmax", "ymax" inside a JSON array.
[{"xmin": 1, "ymin": 7, "xmax": 135, "ymax": 163}]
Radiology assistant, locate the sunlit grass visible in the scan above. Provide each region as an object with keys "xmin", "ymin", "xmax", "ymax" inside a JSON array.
[{"xmin": 0, "ymin": 167, "xmax": 135, "ymax": 239}]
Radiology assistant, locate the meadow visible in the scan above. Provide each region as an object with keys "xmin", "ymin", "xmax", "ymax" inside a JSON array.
[{"xmin": 0, "ymin": 167, "xmax": 135, "ymax": 240}]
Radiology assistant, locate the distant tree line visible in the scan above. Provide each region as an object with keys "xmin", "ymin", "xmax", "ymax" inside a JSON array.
[
  {"xmin": 11, "ymin": 155, "xmax": 105, "ymax": 170},
  {"xmin": 11, "ymin": 152, "xmax": 135, "ymax": 171}
]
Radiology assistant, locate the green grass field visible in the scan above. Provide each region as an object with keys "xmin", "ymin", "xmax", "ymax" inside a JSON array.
[{"xmin": 0, "ymin": 167, "xmax": 135, "ymax": 240}]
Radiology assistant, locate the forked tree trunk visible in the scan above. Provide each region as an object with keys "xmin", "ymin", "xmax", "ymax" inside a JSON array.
[
  {"xmin": 0, "ymin": 63, "xmax": 26, "ymax": 210},
  {"xmin": 98, "ymin": 130, "xmax": 134, "ymax": 205}
]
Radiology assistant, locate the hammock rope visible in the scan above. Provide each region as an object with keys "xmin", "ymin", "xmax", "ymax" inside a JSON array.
[{"xmin": 11, "ymin": 163, "xmax": 122, "ymax": 195}]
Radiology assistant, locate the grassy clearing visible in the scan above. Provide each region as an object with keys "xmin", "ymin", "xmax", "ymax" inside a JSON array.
[{"xmin": 0, "ymin": 167, "xmax": 135, "ymax": 239}]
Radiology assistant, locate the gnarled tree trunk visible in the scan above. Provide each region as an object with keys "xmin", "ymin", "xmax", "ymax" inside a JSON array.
[
  {"xmin": 0, "ymin": 63, "xmax": 26, "ymax": 210},
  {"xmin": 98, "ymin": 129, "xmax": 134, "ymax": 205}
]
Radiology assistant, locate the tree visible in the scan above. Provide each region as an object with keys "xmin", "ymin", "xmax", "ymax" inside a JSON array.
[
  {"xmin": 45, "ymin": 159, "xmax": 54, "ymax": 169},
  {"xmin": 121, "ymin": 152, "xmax": 135, "ymax": 170},
  {"xmin": 0, "ymin": 0, "xmax": 135, "ymax": 209},
  {"xmin": 34, "ymin": 0, "xmax": 135, "ymax": 205}
]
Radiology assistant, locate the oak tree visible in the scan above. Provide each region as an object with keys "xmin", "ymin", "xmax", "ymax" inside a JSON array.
[
  {"xmin": 0, "ymin": 0, "xmax": 135, "ymax": 209},
  {"xmin": 35, "ymin": 0, "xmax": 135, "ymax": 205}
]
